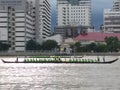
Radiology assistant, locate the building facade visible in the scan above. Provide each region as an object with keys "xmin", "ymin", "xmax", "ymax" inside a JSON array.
[
  {"xmin": 0, "ymin": 0, "xmax": 34, "ymax": 51},
  {"xmin": 34, "ymin": 0, "xmax": 51, "ymax": 43},
  {"xmin": 0, "ymin": 0, "xmax": 51, "ymax": 52},
  {"xmin": 55, "ymin": 25, "xmax": 93, "ymax": 39},
  {"xmin": 103, "ymin": 0, "xmax": 120, "ymax": 33},
  {"xmin": 113, "ymin": 0, "xmax": 120, "ymax": 11},
  {"xmin": 57, "ymin": 0, "xmax": 91, "ymax": 27}
]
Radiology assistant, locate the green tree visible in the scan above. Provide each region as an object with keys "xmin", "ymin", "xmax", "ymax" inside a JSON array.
[
  {"xmin": 26, "ymin": 39, "xmax": 41, "ymax": 50},
  {"xmin": 86, "ymin": 43, "xmax": 97, "ymax": 52},
  {"xmin": 74, "ymin": 42, "xmax": 81, "ymax": 52},
  {"xmin": 77, "ymin": 43, "xmax": 107, "ymax": 52},
  {"xmin": 95, "ymin": 43, "xmax": 107, "ymax": 52},
  {"xmin": 42, "ymin": 40, "xmax": 58, "ymax": 50},
  {"xmin": 105, "ymin": 36, "xmax": 120, "ymax": 52},
  {"xmin": 0, "ymin": 42, "xmax": 10, "ymax": 51}
]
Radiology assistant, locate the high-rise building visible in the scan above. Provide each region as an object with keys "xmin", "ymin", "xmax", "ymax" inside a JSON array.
[
  {"xmin": 0, "ymin": 0, "xmax": 34, "ymax": 51},
  {"xmin": 35, "ymin": 0, "xmax": 51, "ymax": 43},
  {"xmin": 113, "ymin": 0, "xmax": 120, "ymax": 11},
  {"xmin": 0, "ymin": 0, "xmax": 51, "ymax": 52},
  {"xmin": 103, "ymin": 0, "xmax": 120, "ymax": 33},
  {"xmin": 57, "ymin": 0, "xmax": 91, "ymax": 26}
]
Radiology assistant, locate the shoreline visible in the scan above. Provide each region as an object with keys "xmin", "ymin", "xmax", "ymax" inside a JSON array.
[{"xmin": 0, "ymin": 52, "xmax": 120, "ymax": 56}]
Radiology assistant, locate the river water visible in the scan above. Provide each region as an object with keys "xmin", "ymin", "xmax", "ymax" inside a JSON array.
[{"xmin": 0, "ymin": 56, "xmax": 120, "ymax": 90}]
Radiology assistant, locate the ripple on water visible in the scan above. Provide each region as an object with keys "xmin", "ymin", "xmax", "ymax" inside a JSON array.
[{"xmin": 0, "ymin": 59, "xmax": 120, "ymax": 90}]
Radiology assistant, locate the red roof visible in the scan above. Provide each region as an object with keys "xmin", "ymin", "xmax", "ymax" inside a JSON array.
[{"xmin": 75, "ymin": 32, "xmax": 120, "ymax": 42}]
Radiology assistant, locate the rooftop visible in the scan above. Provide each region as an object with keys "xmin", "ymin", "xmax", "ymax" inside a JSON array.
[{"xmin": 75, "ymin": 32, "xmax": 120, "ymax": 42}]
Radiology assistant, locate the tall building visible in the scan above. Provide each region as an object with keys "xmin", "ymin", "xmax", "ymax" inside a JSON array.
[
  {"xmin": 35, "ymin": 0, "xmax": 51, "ymax": 42},
  {"xmin": 113, "ymin": 0, "xmax": 120, "ymax": 11},
  {"xmin": 0, "ymin": 0, "xmax": 34, "ymax": 51},
  {"xmin": 103, "ymin": 0, "xmax": 120, "ymax": 33},
  {"xmin": 57, "ymin": 0, "xmax": 91, "ymax": 26},
  {"xmin": 0, "ymin": 0, "xmax": 51, "ymax": 52}
]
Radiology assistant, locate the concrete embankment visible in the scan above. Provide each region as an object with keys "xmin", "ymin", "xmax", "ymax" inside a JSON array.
[{"xmin": 0, "ymin": 52, "xmax": 120, "ymax": 56}]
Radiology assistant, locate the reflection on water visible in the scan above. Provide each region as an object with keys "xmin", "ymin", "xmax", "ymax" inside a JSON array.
[{"xmin": 0, "ymin": 56, "xmax": 120, "ymax": 90}]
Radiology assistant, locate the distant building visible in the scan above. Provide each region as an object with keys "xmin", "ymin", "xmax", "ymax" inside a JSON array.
[
  {"xmin": 75, "ymin": 32, "xmax": 120, "ymax": 45},
  {"xmin": 113, "ymin": 0, "xmax": 120, "ymax": 11},
  {"xmin": 55, "ymin": 25, "xmax": 93, "ymax": 39},
  {"xmin": 0, "ymin": 0, "xmax": 51, "ymax": 52},
  {"xmin": 57, "ymin": 0, "xmax": 91, "ymax": 27},
  {"xmin": 103, "ymin": 0, "xmax": 120, "ymax": 33},
  {"xmin": 103, "ymin": 9, "xmax": 120, "ymax": 33}
]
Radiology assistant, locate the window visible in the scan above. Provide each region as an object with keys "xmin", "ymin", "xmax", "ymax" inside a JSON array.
[
  {"xmin": 12, "ymin": 8, "xmax": 15, "ymax": 11},
  {"xmin": 12, "ymin": 18, "xmax": 15, "ymax": 21},
  {"xmin": 12, "ymin": 13, "xmax": 15, "ymax": 16},
  {"xmin": 12, "ymin": 23, "xmax": 15, "ymax": 26}
]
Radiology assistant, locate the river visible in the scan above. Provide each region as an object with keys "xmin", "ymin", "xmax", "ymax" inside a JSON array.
[{"xmin": 0, "ymin": 56, "xmax": 120, "ymax": 90}]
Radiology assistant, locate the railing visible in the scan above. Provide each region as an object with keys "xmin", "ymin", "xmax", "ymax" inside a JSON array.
[{"xmin": 0, "ymin": 51, "xmax": 120, "ymax": 56}]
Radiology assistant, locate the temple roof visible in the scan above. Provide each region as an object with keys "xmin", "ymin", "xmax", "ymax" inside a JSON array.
[{"xmin": 75, "ymin": 32, "xmax": 120, "ymax": 42}]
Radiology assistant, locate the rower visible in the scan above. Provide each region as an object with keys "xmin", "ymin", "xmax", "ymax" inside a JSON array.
[
  {"xmin": 103, "ymin": 56, "xmax": 105, "ymax": 62},
  {"xmin": 15, "ymin": 56, "xmax": 18, "ymax": 63},
  {"xmin": 97, "ymin": 56, "xmax": 100, "ymax": 62}
]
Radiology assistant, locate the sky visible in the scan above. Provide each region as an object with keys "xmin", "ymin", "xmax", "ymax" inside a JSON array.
[{"xmin": 50, "ymin": 0, "xmax": 113, "ymax": 30}]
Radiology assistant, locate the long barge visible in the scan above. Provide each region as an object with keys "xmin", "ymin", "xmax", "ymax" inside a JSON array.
[{"xmin": 1, "ymin": 56, "xmax": 119, "ymax": 64}]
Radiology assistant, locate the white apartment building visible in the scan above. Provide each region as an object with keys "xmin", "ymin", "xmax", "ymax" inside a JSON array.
[
  {"xmin": 104, "ymin": 9, "xmax": 120, "ymax": 32},
  {"xmin": 0, "ymin": 0, "xmax": 51, "ymax": 52},
  {"xmin": 103, "ymin": 0, "xmax": 120, "ymax": 33},
  {"xmin": 35, "ymin": 0, "xmax": 51, "ymax": 42},
  {"xmin": 0, "ymin": 0, "xmax": 34, "ymax": 51},
  {"xmin": 57, "ymin": 0, "xmax": 91, "ymax": 27},
  {"xmin": 113, "ymin": 0, "xmax": 120, "ymax": 11}
]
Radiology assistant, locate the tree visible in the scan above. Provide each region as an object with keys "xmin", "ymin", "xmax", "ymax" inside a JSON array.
[
  {"xmin": 76, "ymin": 43, "xmax": 107, "ymax": 52},
  {"xmin": 42, "ymin": 40, "xmax": 58, "ymax": 50},
  {"xmin": 85, "ymin": 43, "xmax": 97, "ymax": 52},
  {"xmin": 74, "ymin": 42, "xmax": 81, "ymax": 52},
  {"xmin": 26, "ymin": 39, "xmax": 41, "ymax": 50},
  {"xmin": 105, "ymin": 36, "xmax": 120, "ymax": 52},
  {"xmin": 0, "ymin": 42, "xmax": 10, "ymax": 51},
  {"xmin": 95, "ymin": 43, "xmax": 107, "ymax": 52}
]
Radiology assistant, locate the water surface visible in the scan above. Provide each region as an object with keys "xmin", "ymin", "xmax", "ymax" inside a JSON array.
[{"xmin": 0, "ymin": 56, "xmax": 120, "ymax": 90}]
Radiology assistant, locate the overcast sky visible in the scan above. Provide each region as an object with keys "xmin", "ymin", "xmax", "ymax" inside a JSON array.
[{"xmin": 50, "ymin": 0, "xmax": 113, "ymax": 30}]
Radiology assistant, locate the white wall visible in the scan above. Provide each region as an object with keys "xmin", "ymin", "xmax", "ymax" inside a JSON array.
[
  {"xmin": 15, "ymin": 42, "xmax": 25, "ymax": 46},
  {"xmin": 0, "ymin": 29, "xmax": 8, "ymax": 41},
  {"xmin": 15, "ymin": 28, "xmax": 25, "ymax": 32},
  {"xmin": 0, "ymin": 23, "xmax": 7, "ymax": 26},
  {"xmin": 16, "ymin": 18, "xmax": 25, "ymax": 21},
  {"xmin": 16, "ymin": 37, "xmax": 25, "ymax": 41},
  {"xmin": 0, "ymin": 18, "xmax": 8, "ymax": 21},
  {"xmin": 16, "ymin": 23, "xmax": 25, "ymax": 26},
  {"xmin": 0, "ymin": 13, "xmax": 8, "ymax": 16},
  {"xmin": 15, "ymin": 47, "xmax": 25, "ymax": 51}
]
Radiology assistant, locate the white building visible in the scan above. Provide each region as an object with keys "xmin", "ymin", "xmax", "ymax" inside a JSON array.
[
  {"xmin": 57, "ymin": 0, "xmax": 91, "ymax": 27},
  {"xmin": 103, "ymin": 0, "xmax": 120, "ymax": 33},
  {"xmin": 33, "ymin": 0, "xmax": 51, "ymax": 43},
  {"xmin": 0, "ymin": 0, "xmax": 51, "ymax": 52},
  {"xmin": 113, "ymin": 0, "xmax": 120, "ymax": 11},
  {"xmin": 0, "ymin": 0, "xmax": 34, "ymax": 51},
  {"xmin": 0, "ymin": 29, "xmax": 8, "ymax": 41}
]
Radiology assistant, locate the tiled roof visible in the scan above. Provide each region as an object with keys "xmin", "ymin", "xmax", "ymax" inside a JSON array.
[{"xmin": 75, "ymin": 32, "xmax": 120, "ymax": 41}]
